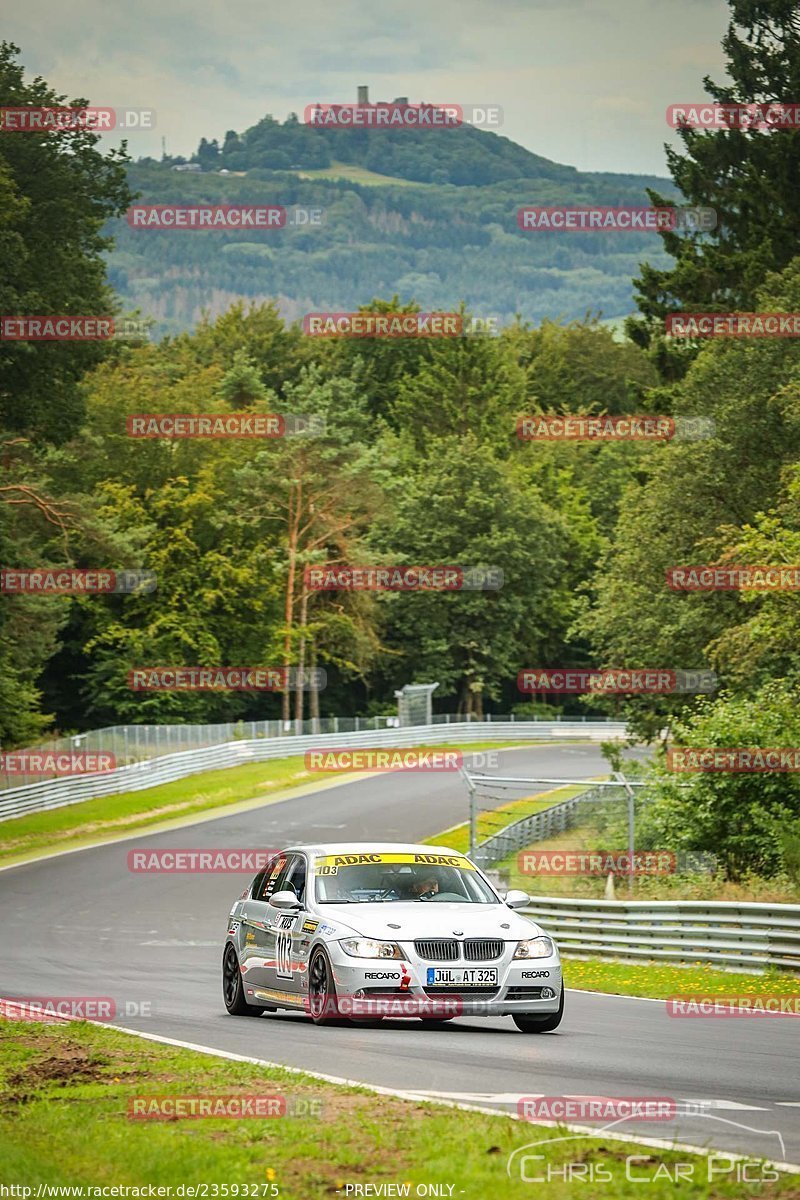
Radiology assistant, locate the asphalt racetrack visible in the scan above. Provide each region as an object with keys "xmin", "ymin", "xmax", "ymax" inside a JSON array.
[{"xmin": 1, "ymin": 745, "xmax": 798, "ymax": 1167}]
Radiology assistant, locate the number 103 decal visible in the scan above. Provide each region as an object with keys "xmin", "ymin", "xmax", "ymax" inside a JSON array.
[{"xmin": 275, "ymin": 913, "xmax": 295, "ymax": 978}]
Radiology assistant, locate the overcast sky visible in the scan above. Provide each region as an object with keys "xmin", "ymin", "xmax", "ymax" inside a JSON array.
[{"xmin": 6, "ymin": 0, "xmax": 731, "ymax": 176}]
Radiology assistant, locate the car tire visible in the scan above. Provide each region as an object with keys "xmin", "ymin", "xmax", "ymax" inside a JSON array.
[
  {"xmin": 222, "ymin": 941, "xmax": 262, "ymax": 1016},
  {"xmin": 308, "ymin": 947, "xmax": 345, "ymax": 1025},
  {"xmin": 512, "ymin": 987, "xmax": 564, "ymax": 1033}
]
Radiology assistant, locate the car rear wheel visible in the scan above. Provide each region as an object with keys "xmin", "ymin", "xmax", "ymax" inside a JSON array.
[
  {"xmin": 222, "ymin": 942, "xmax": 262, "ymax": 1016},
  {"xmin": 512, "ymin": 987, "xmax": 564, "ymax": 1033}
]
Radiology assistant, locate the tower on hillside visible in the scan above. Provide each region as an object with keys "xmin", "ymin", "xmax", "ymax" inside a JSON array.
[{"xmin": 357, "ymin": 85, "xmax": 369, "ymax": 105}]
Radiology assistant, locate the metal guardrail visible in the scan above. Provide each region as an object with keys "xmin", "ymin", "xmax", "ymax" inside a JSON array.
[
  {"xmin": 0, "ymin": 713, "xmax": 623, "ymax": 789},
  {"xmin": 0, "ymin": 720, "xmax": 627, "ymax": 824},
  {"xmin": 472, "ymin": 785, "xmax": 612, "ymax": 868},
  {"xmin": 523, "ymin": 897, "xmax": 800, "ymax": 974}
]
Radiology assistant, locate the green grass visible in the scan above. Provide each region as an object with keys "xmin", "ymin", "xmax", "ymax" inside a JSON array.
[
  {"xmin": 0, "ymin": 740, "xmax": 538, "ymax": 868},
  {"xmin": 0, "ymin": 1019, "xmax": 795, "ymax": 1196},
  {"xmin": 496, "ymin": 816, "xmax": 800, "ymax": 904},
  {"xmin": 425, "ymin": 784, "xmax": 594, "ymax": 854},
  {"xmin": 292, "ymin": 160, "xmax": 427, "ymax": 186},
  {"xmin": 563, "ymin": 958, "xmax": 800, "ymax": 999}
]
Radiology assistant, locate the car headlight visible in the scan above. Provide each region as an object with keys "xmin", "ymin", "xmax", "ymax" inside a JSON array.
[
  {"xmin": 514, "ymin": 936, "xmax": 554, "ymax": 959},
  {"xmin": 340, "ymin": 938, "xmax": 403, "ymax": 959}
]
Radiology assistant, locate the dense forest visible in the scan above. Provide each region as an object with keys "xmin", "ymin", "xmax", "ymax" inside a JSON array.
[{"xmin": 108, "ymin": 129, "xmax": 678, "ymax": 336}]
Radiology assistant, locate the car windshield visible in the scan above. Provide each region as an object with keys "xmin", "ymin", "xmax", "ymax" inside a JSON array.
[{"xmin": 314, "ymin": 852, "xmax": 498, "ymax": 904}]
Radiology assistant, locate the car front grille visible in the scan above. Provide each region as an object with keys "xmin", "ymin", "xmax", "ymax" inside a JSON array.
[
  {"xmin": 464, "ymin": 939, "xmax": 504, "ymax": 961},
  {"xmin": 505, "ymin": 986, "xmax": 548, "ymax": 1000},
  {"xmin": 414, "ymin": 939, "xmax": 459, "ymax": 961}
]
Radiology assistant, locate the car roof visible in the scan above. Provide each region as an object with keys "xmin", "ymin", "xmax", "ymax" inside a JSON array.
[{"xmin": 280, "ymin": 841, "xmax": 466, "ymax": 858}]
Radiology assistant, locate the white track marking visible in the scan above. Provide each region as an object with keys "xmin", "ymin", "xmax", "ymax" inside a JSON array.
[{"xmin": 678, "ymin": 1099, "xmax": 770, "ymax": 1111}]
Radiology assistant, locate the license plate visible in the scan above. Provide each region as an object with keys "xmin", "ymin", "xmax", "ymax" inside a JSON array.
[{"xmin": 426, "ymin": 967, "xmax": 498, "ymax": 987}]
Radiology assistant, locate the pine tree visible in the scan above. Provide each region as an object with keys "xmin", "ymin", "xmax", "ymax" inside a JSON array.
[{"xmin": 628, "ymin": 0, "xmax": 800, "ymax": 370}]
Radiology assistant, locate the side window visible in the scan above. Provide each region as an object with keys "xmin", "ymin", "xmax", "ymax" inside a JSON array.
[
  {"xmin": 249, "ymin": 870, "xmax": 266, "ymax": 899},
  {"xmin": 257, "ymin": 853, "xmax": 295, "ymax": 901},
  {"xmin": 286, "ymin": 856, "xmax": 307, "ymax": 904},
  {"xmin": 250, "ymin": 853, "xmax": 281, "ymax": 900}
]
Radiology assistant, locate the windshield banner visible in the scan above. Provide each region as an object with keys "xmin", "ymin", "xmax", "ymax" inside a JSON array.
[{"xmin": 314, "ymin": 851, "xmax": 476, "ymax": 871}]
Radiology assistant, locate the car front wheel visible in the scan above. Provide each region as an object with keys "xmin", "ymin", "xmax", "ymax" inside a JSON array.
[
  {"xmin": 308, "ymin": 948, "xmax": 344, "ymax": 1025},
  {"xmin": 512, "ymin": 987, "xmax": 564, "ymax": 1033}
]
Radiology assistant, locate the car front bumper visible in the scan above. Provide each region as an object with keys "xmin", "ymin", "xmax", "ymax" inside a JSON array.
[{"xmin": 323, "ymin": 944, "xmax": 563, "ymax": 1017}]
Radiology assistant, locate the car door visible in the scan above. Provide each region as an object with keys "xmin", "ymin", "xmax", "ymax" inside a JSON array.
[
  {"xmin": 240, "ymin": 852, "xmax": 291, "ymax": 987},
  {"xmin": 264, "ymin": 853, "xmax": 311, "ymax": 996}
]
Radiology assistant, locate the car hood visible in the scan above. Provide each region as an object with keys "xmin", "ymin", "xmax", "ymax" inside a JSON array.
[{"xmin": 315, "ymin": 902, "xmax": 545, "ymax": 942}]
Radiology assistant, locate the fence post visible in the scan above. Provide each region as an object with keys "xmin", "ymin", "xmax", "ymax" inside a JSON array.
[
  {"xmin": 614, "ymin": 771, "xmax": 636, "ymax": 898},
  {"xmin": 467, "ymin": 776, "xmax": 478, "ymax": 859}
]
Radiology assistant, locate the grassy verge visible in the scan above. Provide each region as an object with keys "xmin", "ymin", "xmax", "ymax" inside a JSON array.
[
  {"xmin": 0, "ymin": 741, "xmax": 534, "ymax": 868},
  {"xmin": 0, "ymin": 1019, "xmax": 794, "ymax": 1196},
  {"xmin": 292, "ymin": 161, "xmax": 427, "ymax": 186},
  {"xmin": 563, "ymin": 958, "xmax": 800, "ymax": 999},
  {"xmin": 424, "ymin": 784, "xmax": 594, "ymax": 854},
  {"xmin": 424, "ymin": 799, "xmax": 800, "ymax": 997},
  {"xmin": 497, "ymin": 821, "xmax": 800, "ymax": 904}
]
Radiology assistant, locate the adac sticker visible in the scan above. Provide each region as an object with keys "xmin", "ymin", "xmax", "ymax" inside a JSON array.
[
  {"xmin": 302, "ymin": 919, "xmax": 320, "ymax": 934},
  {"xmin": 315, "ymin": 851, "xmax": 475, "ymax": 870}
]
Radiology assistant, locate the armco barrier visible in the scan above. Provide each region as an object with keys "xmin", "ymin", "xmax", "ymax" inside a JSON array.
[
  {"xmin": 523, "ymin": 897, "xmax": 800, "ymax": 973},
  {"xmin": 0, "ymin": 720, "xmax": 626, "ymax": 823},
  {"xmin": 472, "ymin": 786, "xmax": 612, "ymax": 868}
]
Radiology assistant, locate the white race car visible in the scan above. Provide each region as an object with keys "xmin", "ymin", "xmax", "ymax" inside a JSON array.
[{"xmin": 223, "ymin": 842, "xmax": 563, "ymax": 1032}]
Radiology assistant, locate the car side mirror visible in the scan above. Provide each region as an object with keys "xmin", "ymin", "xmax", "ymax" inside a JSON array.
[
  {"xmin": 268, "ymin": 890, "xmax": 302, "ymax": 911},
  {"xmin": 504, "ymin": 889, "xmax": 529, "ymax": 909}
]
